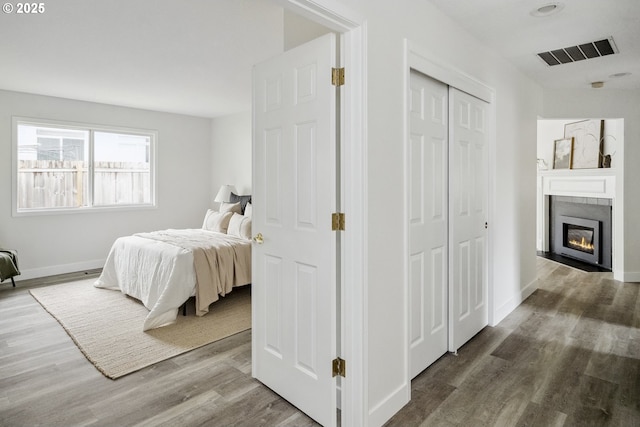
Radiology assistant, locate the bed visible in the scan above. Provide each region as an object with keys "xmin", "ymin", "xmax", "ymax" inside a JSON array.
[{"xmin": 95, "ymin": 202, "xmax": 252, "ymax": 331}]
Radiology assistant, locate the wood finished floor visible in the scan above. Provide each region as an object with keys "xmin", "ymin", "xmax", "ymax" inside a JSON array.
[
  {"xmin": 1, "ymin": 258, "xmax": 639, "ymax": 426},
  {"xmin": 387, "ymin": 257, "xmax": 640, "ymax": 426},
  {"xmin": 0, "ymin": 273, "xmax": 317, "ymax": 427}
]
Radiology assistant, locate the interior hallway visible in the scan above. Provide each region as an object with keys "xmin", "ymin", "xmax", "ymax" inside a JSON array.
[{"xmin": 387, "ymin": 257, "xmax": 640, "ymax": 426}]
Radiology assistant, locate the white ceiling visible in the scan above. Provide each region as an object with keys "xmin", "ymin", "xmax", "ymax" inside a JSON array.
[
  {"xmin": 0, "ymin": 0, "xmax": 285, "ymax": 118},
  {"xmin": 428, "ymin": 0, "xmax": 640, "ymax": 90},
  {"xmin": 2, "ymin": 1, "xmax": 639, "ymax": 120}
]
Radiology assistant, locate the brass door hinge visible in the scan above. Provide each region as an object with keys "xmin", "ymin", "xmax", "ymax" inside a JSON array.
[
  {"xmin": 332, "ymin": 357, "xmax": 346, "ymax": 377},
  {"xmin": 332, "ymin": 212, "xmax": 345, "ymax": 231},
  {"xmin": 332, "ymin": 67, "xmax": 345, "ymax": 86}
]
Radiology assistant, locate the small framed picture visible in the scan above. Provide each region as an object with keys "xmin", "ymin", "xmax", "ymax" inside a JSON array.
[{"xmin": 553, "ymin": 137, "xmax": 573, "ymax": 169}]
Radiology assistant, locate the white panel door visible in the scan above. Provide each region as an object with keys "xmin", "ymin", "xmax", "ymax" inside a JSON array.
[
  {"xmin": 408, "ymin": 70, "xmax": 449, "ymax": 379},
  {"xmin": 449, "ymin": 87, "xmax": 488, "ymax": 352},
  {"xmin": 252, "ymin": 33, "xmax": 338, "ymax": 427}
]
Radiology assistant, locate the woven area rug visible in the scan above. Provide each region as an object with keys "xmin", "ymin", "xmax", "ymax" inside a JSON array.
[{"xmin": 29, "ymin": 279, "xmax": 251, "ymax": 379}]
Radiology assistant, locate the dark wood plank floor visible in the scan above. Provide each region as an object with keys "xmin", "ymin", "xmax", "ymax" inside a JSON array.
[
  {"xmin": 387, "ymin": 257, "xmax": 640, "ymax": 426},
  {"xmin": 1, "ymin": 258, "xmax": 638, "ymax": 426}
]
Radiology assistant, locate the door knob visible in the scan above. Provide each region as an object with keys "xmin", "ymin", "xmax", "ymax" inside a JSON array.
[{"xmin": 253, "ymin": 233, "xmax": 264, "ymax": 244}]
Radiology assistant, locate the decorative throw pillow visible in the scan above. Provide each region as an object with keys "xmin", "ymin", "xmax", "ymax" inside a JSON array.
[
  {"xmin": 219, "ymin": 201, "xmax": 241, "ymax": 214},
  {"xmin": 202, "ymin": 210, "xmax": 233, "ymax": 233},
  {"xmin": 229, "ymin": 192, "xmax": 252, "ymax": 215},
  {"xmin": 227, "ymin": 213, "xmax": 252, "ymax": 240},
  {"xmin": 243, "ymin": 202, "xmax": 253, "ymax": 218}
]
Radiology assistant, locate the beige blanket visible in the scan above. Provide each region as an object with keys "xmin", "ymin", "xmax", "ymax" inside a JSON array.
[{"xmin": 135, "ymin": 229, "xmax": 251, "ymax": 316}]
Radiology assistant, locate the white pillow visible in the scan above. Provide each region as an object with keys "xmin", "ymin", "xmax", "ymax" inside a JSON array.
[
  {"xmin": 219, "ymin": 202, "xmax": 242, "ymax": 214},
  {"xmin": 227, "ymin": 213, "xmax": 252, "ymax": 240},
  {"xmin": 244, "ymin": 202, "xmax": 253, "ymax": 218},
  {"xmin": 202, "ymin": 210, "xmax": 233, "ymax": 233}
]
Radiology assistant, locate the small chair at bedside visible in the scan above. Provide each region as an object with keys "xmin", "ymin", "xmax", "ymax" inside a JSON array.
[{"xmin": 0, "ymin": 249, "xmax": 20, "ymax": 287}]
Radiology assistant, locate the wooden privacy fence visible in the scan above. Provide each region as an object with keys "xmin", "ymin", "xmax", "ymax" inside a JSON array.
[{"xmin": 18, "ymin": 160, "xmax": 150, "ymax": 209}]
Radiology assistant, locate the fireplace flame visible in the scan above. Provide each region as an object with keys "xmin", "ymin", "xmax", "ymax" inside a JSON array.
[{"xmin": 568, "ymin": 236, "xmax": 594, "ymax": 251}]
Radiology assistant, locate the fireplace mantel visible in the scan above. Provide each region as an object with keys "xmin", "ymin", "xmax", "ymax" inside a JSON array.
[
  {"xmin": 536, "ymin": 169, "xmax": 616, "ymax": 254},
  {"xmin": 538, "ymin": 169, "xmax": 615, "ymax": 199}
]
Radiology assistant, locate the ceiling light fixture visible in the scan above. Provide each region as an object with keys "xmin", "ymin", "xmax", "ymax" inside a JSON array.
[
  {"xmin": 591, "ymin": 81, "xmax": 604, "ymax": 89},
  {"xmin": 538, "ymin": 4, "xmax": 557, "ymax": 13},
  {"xmin": 530, "ymin": 2, "xmax": 565, "ymax": 17}
]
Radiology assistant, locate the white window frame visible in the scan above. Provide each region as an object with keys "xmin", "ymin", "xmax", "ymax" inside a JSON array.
[{"xmin": 12, "ymin": 117, "xmax": 157, "ymax": 216}]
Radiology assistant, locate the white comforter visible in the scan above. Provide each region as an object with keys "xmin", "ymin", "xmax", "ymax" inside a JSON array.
[{"xmin": 94, "ymin": 229, "xmax": 250, "ymax": 331}]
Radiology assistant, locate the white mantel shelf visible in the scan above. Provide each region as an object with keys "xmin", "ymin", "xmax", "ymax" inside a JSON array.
[
  {"xmin": 538, "ymin": 168, "xmax": 615, "ymax": 177},
  {"xmin": 538, "ymin": 168, "xmax": 616, "ymax": 199}
]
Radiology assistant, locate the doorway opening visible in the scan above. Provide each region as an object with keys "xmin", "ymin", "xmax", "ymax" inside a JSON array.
[
  {"xmin": 535, "ymin": 118, "xmax": 623, "ymax": 277},
  {"xmin": 250, "ymin": 2, "xmax": 366, "ymax": 426}
]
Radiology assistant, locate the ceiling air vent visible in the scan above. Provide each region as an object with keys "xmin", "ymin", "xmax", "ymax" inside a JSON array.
[{"xmin": 537, "ymin": 37, "xmax": 618, "ymax": 66}]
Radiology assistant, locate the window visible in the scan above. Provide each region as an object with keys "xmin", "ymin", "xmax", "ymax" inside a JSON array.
[{"xmin": 14, "ymin": 118, "xmax": 156, "ymax": 214}]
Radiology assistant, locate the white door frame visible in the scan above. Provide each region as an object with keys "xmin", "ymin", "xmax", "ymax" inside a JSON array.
[
  {"xmin": 403, "ymin": 38, "xmax": 496, "ymax": 381},
  {"xmin": 270, "ymin": 1, "xmax": 366, "ymax": 425}
]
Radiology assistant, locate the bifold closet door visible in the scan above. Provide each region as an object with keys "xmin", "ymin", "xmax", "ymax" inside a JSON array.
[
  {"xmin": 448, "ymin": 87, "xmax": 489, "ymax": 352},
  {"xmin": 408, "ymin": 70, "xmax": 448, "ymax": 379}
]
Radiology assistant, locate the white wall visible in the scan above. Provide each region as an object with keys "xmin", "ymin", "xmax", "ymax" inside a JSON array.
[
  {"xmin": 542, "ymin": 89, "xmax": 639, "ymax": 282},
  {"xmin": 283, "ymin": 9, "xmax": 332, "ymax": 51},
  {"xmin": 324, "ymin": 0, "xmax": 543, "ymax": 424},
  {"xmin": 210, "ymin": 111, "xmax": 252, "ymax": 205},
  {"xmin": 0, "ymin": 90, "xmax": 213, "ymax": 280}
]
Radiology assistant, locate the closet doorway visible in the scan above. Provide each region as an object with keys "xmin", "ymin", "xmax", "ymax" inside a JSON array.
[{"xmin": 408, "ymin": 69, "xmax": 490, "ymax": 379}]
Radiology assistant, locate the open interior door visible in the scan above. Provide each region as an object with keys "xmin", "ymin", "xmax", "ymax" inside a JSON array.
[{"xmin": 252, "ymin": 33, "xmax": 338, "ymax": 427}]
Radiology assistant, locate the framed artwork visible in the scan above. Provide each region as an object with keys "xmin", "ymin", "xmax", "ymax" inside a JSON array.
[
  {"xmin": 564, "ymin": 119, "xmax": 603, "ymax": 169},
  {"xmin": 553, "ymin": 137, "xmax": 573, "ymax": 169}
]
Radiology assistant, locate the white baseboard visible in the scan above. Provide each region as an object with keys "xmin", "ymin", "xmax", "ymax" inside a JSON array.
[
  {"xmin": 15, "ymin": 259, "xmax": 105, "ymax": 282},
  {"xmin": 620, "ymin": 271, "xmax": 640, "ymax": 283},
  {"xmin": 491, "ymin": 277, "xmax": 538, "ymax": 326},
  {"xmin": 368, "ymin": 381, "xmax": 410, "ymax": 427}
]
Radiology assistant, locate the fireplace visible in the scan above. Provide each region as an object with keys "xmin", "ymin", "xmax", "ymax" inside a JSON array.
[
  {"xmin": 549, "ymin": 197, "xmax": 612, "ymax": 270},
  {"xmin": 557, "ymin": 215, "xmax": 600, "ymax": 265}
]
